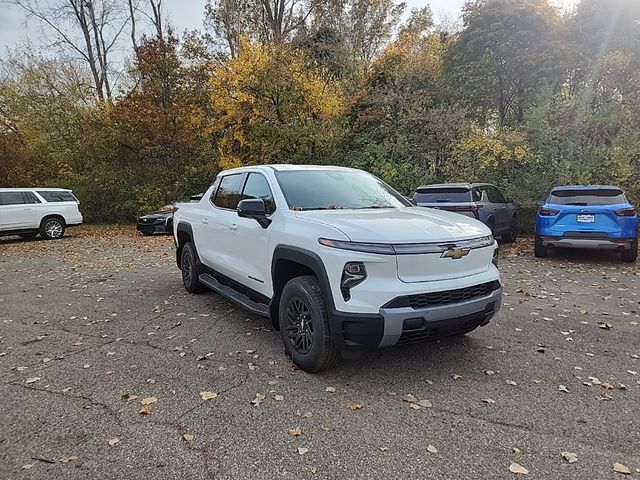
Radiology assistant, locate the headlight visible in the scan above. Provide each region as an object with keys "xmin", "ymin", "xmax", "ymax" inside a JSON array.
[{"xmin": 340, "ymin": 262, "xmax": 367, "ymax": 301}]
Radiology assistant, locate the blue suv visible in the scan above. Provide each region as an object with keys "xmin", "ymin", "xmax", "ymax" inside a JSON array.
[{"xmin": 535, "ymin": 185, "xmax": 638, "ymax": 262}]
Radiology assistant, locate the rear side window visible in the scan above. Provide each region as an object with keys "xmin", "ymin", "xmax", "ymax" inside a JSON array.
[
  {"xmin": 0, "ymin": 192, "xmax": 26, "ymax": 205},
  {"xmin": 550, "ymin": 189, "xmax": 626, "ymax": 206},
  {"xmin": 241, "ymin": 173, "xmax": 276, "ymax": 214},
  {"xmin": 213, "ymin": 174, "xmax": 245, "ymax": 209},
  {"xmin": 37, "ymin": 191, "xmax": 77, "ymax": 202},
  {"xmin": 414, "ymin": 187, "xmax": 472, "ymax": 203},
  {"xmin": 23, "ymin": 191, "xmax": 41, "ymax": 204}
]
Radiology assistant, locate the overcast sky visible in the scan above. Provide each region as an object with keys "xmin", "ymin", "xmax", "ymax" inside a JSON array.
[{"xmin": 0, "ymin": 0, "xmax": 466, "ymax": 55}]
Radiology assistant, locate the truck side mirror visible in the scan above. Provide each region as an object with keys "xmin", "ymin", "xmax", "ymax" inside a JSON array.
[{"xmin": 237, "ymin": 199, "xmax": 271, "ymax": 228}]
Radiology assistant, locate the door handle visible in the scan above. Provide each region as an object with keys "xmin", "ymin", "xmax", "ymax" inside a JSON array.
[
  {"xmin": 202, "ymin": 218, "xmax": 209, "ymax": 224},
  {"xmin": 228, "ymin": 224, "xmax": 238, "ymax": 231}
]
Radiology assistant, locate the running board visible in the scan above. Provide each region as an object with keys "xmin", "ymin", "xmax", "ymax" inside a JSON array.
[{"xmin": 199, "ymin": 273, "xmax": 270, "ymax": 318}]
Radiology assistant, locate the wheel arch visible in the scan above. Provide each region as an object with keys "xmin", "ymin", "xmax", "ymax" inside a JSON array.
[
  {"xmin": 270, "ymin": 245, "xmax": 335, "ymax": 331},
  {"xmin": 39, "ymin": 214, "xmax": 66, "ymax": 227},
  {"xmin": 175, "ymin": 222, "xmax": 194, "ymax": 268}
]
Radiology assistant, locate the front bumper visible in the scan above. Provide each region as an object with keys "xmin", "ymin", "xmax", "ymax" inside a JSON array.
[
  {"xmin": 136, "ymin": 223, "xmax": 170, "ymax": 234},
  {"xmin": 330, "ymin": 283, "xmax": 502, "ymax": 356}
]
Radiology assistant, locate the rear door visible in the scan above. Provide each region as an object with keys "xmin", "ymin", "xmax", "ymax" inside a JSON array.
[
  {"xmin": 0, "ymin": 191, "xmax": 30, "ymax": 230},
  {"xmin": 198, "ymin": 173, "xmax": 247, "ymax": 278}
]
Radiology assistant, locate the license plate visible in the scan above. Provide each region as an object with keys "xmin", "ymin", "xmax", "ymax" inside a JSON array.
[{"xmin": 577, "ymin": 214, "xmax": 595, "ymax": 223}]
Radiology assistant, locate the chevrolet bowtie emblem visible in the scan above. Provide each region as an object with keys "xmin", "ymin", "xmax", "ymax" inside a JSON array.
[{"xmin": 441, "ymin": 248, "xmax": 470, "ymax": 260}]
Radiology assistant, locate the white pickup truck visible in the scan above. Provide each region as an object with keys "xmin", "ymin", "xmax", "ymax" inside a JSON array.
[{"xmin": 173, "ymin": 165, "xmax": 501, "ymax": 372}]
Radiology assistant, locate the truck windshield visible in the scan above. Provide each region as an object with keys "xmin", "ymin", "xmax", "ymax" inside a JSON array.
[
  {"xmin": 275, "ymin": 170, "xmax": 410, "ymax": 211},
  {"xmin": 414, "ymin": 187, "xmax": 472, "ymax": 203},
  {"xmin": 549, "ymin": 189, "xmax": 626, "ymax": 206}
]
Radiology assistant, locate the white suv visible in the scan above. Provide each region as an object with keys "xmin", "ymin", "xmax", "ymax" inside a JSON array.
[
  {"xmin": 0, "ymin": 188, "xmax": 83, "ymax": 240},
  {"xmin": 174, "ymin": 165, "xmax": 501, "ymax": 372}
]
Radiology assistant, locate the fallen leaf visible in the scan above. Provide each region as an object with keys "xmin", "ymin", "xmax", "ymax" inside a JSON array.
[
  {"xmin": 325, "ymin": 386, "xmax": 336, "ymax": 393},
  {"xmin": 25, "ymin": 377, "xmax": 41, "ymax": 384},
  {"xmin": 346, "ymin": 401, "xmax": 364, "ymax": 411},
  {"xmin": 426, "ymin": 444, "xmax": 438, "ymax": 454},
  {"xmin": 121, "ymin": 393, "xmax": 137, "ymax": 401},
  {"xmin": 403, "ymin": 394, "xmax": 419, "ymax": 404},
  {"xmin": 558, "ymin": 385, "xmax": 570, "ymax": 393},
  {"xmin": 379, "ymin": 446, "xmax": 388, "ymax": 452},
  {"xmin": 481, "ymin": 398, "xmax": 496, "ymax": 404},
  {"xmin": 60, "ymin": 455, "xmax": 79, "ymax": 463},
  {"xmin": 509, "ymin": 462, "xmax": 529, "ymax": 475},
  {"xmin": 598, "ymin": 321, "xmax": 612, "ymax": 330},
  {"xmin": 513, "ymin": 447, "xmax": 521, "ymax": 454},
  {"xmin": 200, "ymin": 391, "xmax": 218, "ymax": 401},
  {"xmin": 140, "ymin": 396, "xmax": 157, "ymax": 405},
  {"xmin": 21, "ymin": 464, "xmax": 34, "ymax": 470},
  {"xmin": 613, "ymin": 463, "xmax": 631, "ymax": 474},
  {"xmin": 288, "ymin": 426, "xmax": 302, "ymax": 436},
  {"xmin": 108, "ymin": 437, "xmax": 120, "ymax": 446},
  {"xmin": 251, "ymin": 393, "xmax": 265, "ymax": 406},
  {"xmin": 506, "ymin": 380, "xmax": 518, "ymax": 386},
  {"xmin": 452, "ymin": 374, "xmax": 462, "ymax": 380},
  {"xmin": 182, "ymin": 433, "xmax": 194, "ymax": 442},
  {"xmin": 139, "ymin": 405, "xmax": 153, "ymax": 415},
  {"xmin": 297, "ymin": 447, "xmax": 308, "ymax": 455},
  {"xmin": 561, "ymin": 452, "xmax": 578, "ymax": 464},
  {"xmin": 483, "ymin": 369, "xmax": 495, "ymax": 376},
  {"xmin": 274, "ymin": 394, "xmax": 284, "ymax": 401}
]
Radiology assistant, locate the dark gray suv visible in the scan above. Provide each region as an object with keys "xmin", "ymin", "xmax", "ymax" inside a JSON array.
[{"xmin": 413, "ymin": 183, "xmax": 518, "ymax": 243}]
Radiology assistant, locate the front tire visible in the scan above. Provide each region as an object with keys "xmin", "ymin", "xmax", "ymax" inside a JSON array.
[
  {"xmin": 180, "ymin": 242, "xmax": 208, "ymax": 293},
  {"xmin": 279, "ymin": 276, "xmax": 339, "ymax": 373},
  {"xmin": 621, "ymin": 239, "xmax": 638, "ymax": 263},
  {"xmin": 40, "ymin": 217, "xmax": 65, "ymax": 240},
  {"xmin": 502, "ymin": 217, "xmax": 518, "ymax": 243},
  {"xmin": 534, "ymin": 235, "xmax": 548, "ymax": 258}
]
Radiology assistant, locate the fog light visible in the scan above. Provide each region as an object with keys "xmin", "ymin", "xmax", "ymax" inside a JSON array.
[{"xmin": 341, "ymin": 262, "xmax": 367, "ymax": 301}]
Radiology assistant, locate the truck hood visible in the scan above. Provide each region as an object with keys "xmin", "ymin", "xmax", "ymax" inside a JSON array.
[{"xmin": 295, "ymin": 207, "xmax": 490, "ymax": 243}]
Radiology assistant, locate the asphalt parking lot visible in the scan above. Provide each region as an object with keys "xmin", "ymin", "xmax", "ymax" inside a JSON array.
[{"xmin": 1, "ymin": 226, "xmax": 639, "ymax": 479}]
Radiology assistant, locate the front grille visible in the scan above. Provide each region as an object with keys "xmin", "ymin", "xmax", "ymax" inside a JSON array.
[{"xmin": 407, "ymin": 281, "xmax": 497, "ymax": 310}]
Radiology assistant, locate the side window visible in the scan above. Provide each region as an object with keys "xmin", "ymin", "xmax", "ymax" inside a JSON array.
[
  {"xmin": 471, "ymin": 188, "xmax": 482, "ymax": 202},
  {"xmin": 213, "ymin": 174, "xmax": 245, "ymax": 209},
  {"xmin": 488, "ymin": 186, "xmax": 506, "ymax": 203},
  {"xmin": 0, "ymin": 192, "xmax": 26, "ymax": 206},
  {"xmin": 37, "ymin": 191, "xmax": 76, "ymax": 202},
  {"xmin": 23, "ymin": 192, "xmax": 41, "ymax": 204},
  {"xmin": 241, "ymin": 173, "xmax": 276, "ymax": 214},
  {"xmin": 207, "ymin": 178, "xmax": 221, "ymax": 204}
]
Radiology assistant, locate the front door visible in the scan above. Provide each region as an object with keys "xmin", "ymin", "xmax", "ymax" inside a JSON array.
[{"xmin": 227, "ymin": 172, "xmax": 277, "ymax": 298}]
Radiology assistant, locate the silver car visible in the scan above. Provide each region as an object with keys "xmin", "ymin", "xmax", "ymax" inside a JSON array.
[{"xmin": 412, "ymin": 183, "xmax": 518, "ymax": 243}]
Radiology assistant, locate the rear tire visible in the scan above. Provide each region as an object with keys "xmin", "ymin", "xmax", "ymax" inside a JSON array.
[
  {"xmin": 40, "ymin": 217, "xmax": 65, "ymax": 240},
  {"xmin": 621, "ymin": 239, "xmax": 638, "ymax": 263},
  {"xmin": 279, "ymin": 275, "xmax": 340, "ymax": 373},
  {"xmin": 19, "ymin": 233, "xmax": 38, "ymax": 240},
  {"xmin": 502, "ymin": 217, "xmax": 518, "ymax": 243},
  {"xmin": 180, "ymin": 242, "xmax": 208, "ymax": 293},
  {"xmin": 534, "ymin": 235, "xmax": 548, "ymax": 258}
]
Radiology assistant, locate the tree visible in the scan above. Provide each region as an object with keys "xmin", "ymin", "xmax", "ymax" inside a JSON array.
[
  {"xmin": 447, "ymin": 0, "xmax": 565, "ymax": 125},
  {"xmin": 209, "ymin": 39, "xmax": 345, "ymax": 169},
  {"xmin": 10, "ymin": 0, "xmax": 130, "ymax": 101}
]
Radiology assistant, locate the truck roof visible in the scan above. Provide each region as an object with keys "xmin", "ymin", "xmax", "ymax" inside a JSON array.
[
  {"xmin": 219, "ymin": 164, "xmax": 361, "ymax": 175},
  {"xmin": 551, "ymin": 185, "xmax": 621, "ymax": 191}
]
